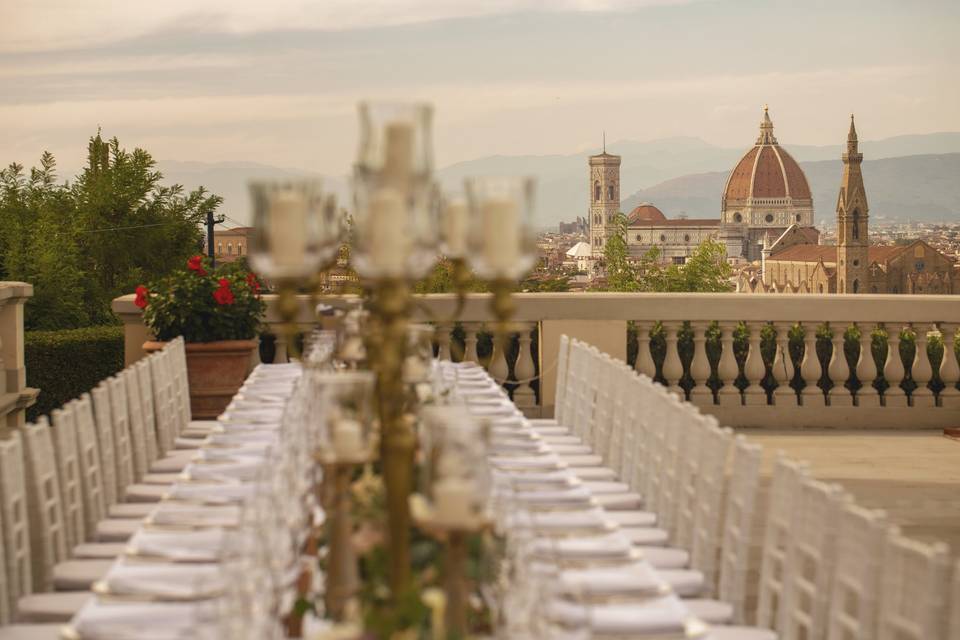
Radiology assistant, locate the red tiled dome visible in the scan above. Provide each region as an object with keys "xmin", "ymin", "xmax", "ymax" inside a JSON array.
[
  {"xmin": 724, "ymin": 109, "xmax": 812, "ymax": 202},
  {"xmin": 627, "ymin": 203, "xmax": 667, "ymax": 224}
]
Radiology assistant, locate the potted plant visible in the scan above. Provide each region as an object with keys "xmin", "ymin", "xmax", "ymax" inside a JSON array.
[{"xmin": 136, "ymin": 255, "xmax": 266, "ymax": 418}]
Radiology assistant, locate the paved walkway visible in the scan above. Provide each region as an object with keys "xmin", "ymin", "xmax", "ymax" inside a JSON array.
[{"xmin": 741, "ymin": 429, "xmax": 960, "ymax": 555}]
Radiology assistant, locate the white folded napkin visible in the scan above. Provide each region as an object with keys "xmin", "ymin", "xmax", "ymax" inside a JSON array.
[
  {"xmin": 148, "ymin": 504, "xmax": 241, "ymax": 528},
  {"xmin": 99, "ymin": 562, "xmax": 223, "ymax": 599},
  {"xmin": 516, "ymin": 508, "xmax": 612, "ymax": 533},
  {"xmin": 68, "ymin": 599, "xmax": 219, "ymax": 640},
  {"xmin": 219, "ymin": 407, "xmax": 284, "ymax": 423},
  {"xmin": 558, "ymin": 562, "xmax": 666, "ymax": 599},
  {"xmin": 184, "ymin": 459, "xmax": 265, "ymax": 482},
  {"xmin": 127, "ymin": 529, "xmax": 226, "ymax": 562},
  {"xmin": 514, "ymin": 486, "xmax": 593, "ymax": 507},
  {"xmin": 545, "ymin": 596, "xmax": 691, "ymax": 635},
  {"xmin": 531, "ymin": 533, "xmax": 633, "ymax": 561},
  {"xmin": 200, "ymin": 443, "xmax": 271, "ymax": 461},
  {"xmin": 493, "ymin": 469, "xmax": 577, "ymax": 487},
  {"xmin": 490, "ymin": 455, "xmax": 563, "ymax": 471},
  {"xmin": 165, "ymin": 482, "xmax": 255, "ymax": 505},
  {"xmin": 467, "ymin": 405, "xmax": 518, "ymax": 418},
  {"xmin": 207, "ymin": 431, "xmax": 278, "ymax": 445}
]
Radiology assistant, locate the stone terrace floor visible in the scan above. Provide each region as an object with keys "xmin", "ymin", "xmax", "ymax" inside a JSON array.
[{"xmin": 742, "ymin": 429, "xmax": 960, "ymax": 556}]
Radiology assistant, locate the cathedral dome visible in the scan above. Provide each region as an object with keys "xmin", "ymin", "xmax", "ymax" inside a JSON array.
[
  {"xmin": 723, "ymin": 107, "xmax": 812, "ymax": 203},
  {"xmin": 627, "ymin": 203, "xmax": 667, "ymax": 224}
]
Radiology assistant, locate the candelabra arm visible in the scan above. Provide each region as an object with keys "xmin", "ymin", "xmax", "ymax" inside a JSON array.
[
  {"xmin": 444, "ymin": 531, "xmax": 469, "ymax": 637},
  {"xmin": 324, "ymin": 463, "xmax": 359, "ymax": 621},
  {"xmin": 277, "ymin": 283, "xmax": 302, "ymax": 360}
]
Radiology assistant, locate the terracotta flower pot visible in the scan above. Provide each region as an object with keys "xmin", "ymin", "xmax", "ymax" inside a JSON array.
[{"xmin": 143, "ymin": 339, "xmax": 258, "ymax": 419}]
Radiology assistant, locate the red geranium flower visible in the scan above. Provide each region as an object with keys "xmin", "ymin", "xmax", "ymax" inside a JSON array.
[
  {"xmin": 245, "ymin": 272, "xmax": 261, "ymax": 294},
  {"xmin": 187, "ymin": 255, "xmax": 208, "ymax": 276},
  {"xmin": 134, "ymin": 285, "xmax": 149, "ymax": 309},
  {"xmin": 213, "ymin": 278, "xmax": 235, "ymax": 305}
]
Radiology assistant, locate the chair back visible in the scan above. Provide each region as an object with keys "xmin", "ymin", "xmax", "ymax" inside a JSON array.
[
  {"xmin": 0, "ymin": 431, "xmax": 32, "ymax": 618},
  {"xmin": 948, "ymin": 559, "xmax": 960, "ymax": 640},
  {"xmin": 107, "ymin": 376, "xmax": 136, "ymax": 496},
  {"xmin": 689, "ymin": 422, "xmax": 734, "ymax": 597},
  {"xmin": 673, "ymin": 413, "xmax": 711, "ymax": 550},
  {"xmin": 149, "ymin": 350, "xmax": 178, "ymax": 453},
  {"xmin": 21, "ymin": 418, "xmax": 70, "ymax": 591},
  {"xmin": 876, "ymin": 530, "xmax": 951, "ymax": 640},
  {"xmin": 717, "ymin": 436, "xmax": 764, "ymax": 624},
  {"xmin": 73, "ymin": 394, "xmax": 108, "ymax": 529},
  {"xmin": 168, "ymin": 337, "xmax": 193, "ymax": 432},
  {"xmin": 826, "ymin": 503, "xmax": 888, "ymax": 640},
  {"xmin": 50, "ymin": 405, "xmax": 87, "ymax": 547},
  {"xmin": 135, "ymin": 358, "xmax": 159, "ymax": 463},
  {"xmin": 656, "ymin": 394, "xmax": 693, "ymax": 536},
  {"xmin": 91, "ymin": 382, "xmax": 121, "ymax": 503},
  {"xmin": 122, "ymin": 367, "xmax": 149, "ymax": 479},
  {"xmin": 779, "ymin": 478, "xmax": 847, "ymax": 640},
  {"xmin": 554, "ymin": 334, "xmax": 571, "ymax": 424}
]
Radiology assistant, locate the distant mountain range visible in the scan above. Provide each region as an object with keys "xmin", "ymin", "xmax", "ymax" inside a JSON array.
[{"xmin": 153, "ymin": 132, "xmax": 960, "ymax": 229}]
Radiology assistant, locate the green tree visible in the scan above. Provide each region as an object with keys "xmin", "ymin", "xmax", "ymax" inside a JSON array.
[
  {"xmin": 603, "ymin": 212, "xmax": 641, "ymax": 291},
  {"xmin": 643, "ymin": 238, "xmax": 733, "ymax": 292}
]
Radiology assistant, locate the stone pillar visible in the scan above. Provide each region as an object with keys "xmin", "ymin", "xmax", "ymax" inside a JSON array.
[
  {"xmin": 882, "ymin": 325, "xmax": 907, "ymax": 408},
  {"xmin": 855, "ymin": 323, "xmax": 880, "ymax": 407},
  {"xmin": 717, "ymin": 322, "xmax": 741, "ymax": 407},
  {"xmin": 742, "ymin": 322, "xmax": 767, "ymax": 406},
  {"xmin": 0, "ymin": 283, "xmax": 35, "ymax": 434},
  {"xmin": 435, "ymin": 323, "xmax": 452, "ymax": 361},
  {"xmin": 772, "ymin": 322, "xmax": 797, "ymax": 406},
  {"xmin": 513, "ymin": 323, "xmax": 537, "ymax": 410},
  {"xmin": 938, "ymin": 323, "xmax": 960, "ymax": 409},
  {"xmin": 462, "ymin": 324, "xmax": 480, "ymax": 364},
  {"xmin": 661, "ymin": 321, "xmax": 684, "ymax": 398},
  {"xmin": 827, "ymin": 323, "xmax": 853, "ymax": 406},
  {"xmin": 634, "ymin": 321, "xmax": 657, "ymax": 379},
  {"xmin": 488, "ymin": 330, "xmax": 510, "ymax": 385},
  {"xmin": 911, "ymin": 324, "xmax": 935, "ymax": 408},
  {"xmin": 688, "ymin": 321, "xmax": 713, "ymax": 406},
  {"xmin": 800, "ymin": 323, "xmax": 824, "ymax": 407}
]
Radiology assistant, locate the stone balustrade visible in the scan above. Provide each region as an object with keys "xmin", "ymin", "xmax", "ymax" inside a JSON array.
[
  {"xmin": 0, "ymin": 282, "xmax": 37, "ymax": 435},
  {"xmin": 113, "ymin": 291, "xmax": 960, "ymax": 428}
]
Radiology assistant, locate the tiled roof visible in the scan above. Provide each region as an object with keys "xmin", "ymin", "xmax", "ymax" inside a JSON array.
[
  {"xmin": 628, "ymin": 218, "xmax": 719, "ymax": 228},
  {"xmin": 723, "ymin": 143, "xmax": 812, "ymax": 201},
  {"xmin": 627, "ymin": 203, "xmax": 667, "ymax": 224},
  {"xmin": 768, "ymin": 244, "xmax": 909, "ymax": 264}
]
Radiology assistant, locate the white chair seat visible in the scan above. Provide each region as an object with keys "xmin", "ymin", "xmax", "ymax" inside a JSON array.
[
  {"xmin": 606, "ymin": 510, "xmax": 657, "ymax": 527},
  {"xmin": 636, "ymin": 546, "xmax": 689, "ymax": 568},
  {"xmin": 549, "ymin": 444, "xmax": 594, "ymax": 455},
  {"xmin": 0, "ymin": 625, "xmax": 63, "ymax": 640},
  {"xmin": 16, "ymin": 592, "xmax": 91, "ymax": 623},
  {"xmin": 582, "ymin": 481, "xmax": 632, "ymax": 495},
  {"xmin": 658, "ymin": 569, "xmax": 705, "ymax": 597},
  {"xmin": 52, "ymin": 559, "xmax": 113, "ymax": 591},
  {"xmin": 108, "ymin": 502, "xmax": 156, "ymax": 519},
  {"xmin": 684, "ymin": 599, "xmax": 734, "ymax": 624},
  {"xmin": 557, "ymin": 454, "xmax": 604, "ymax": 467},
  {"xmin": 95, "ymin": 518, "xmax": 141, "ymax": 542},
  {"xmin": 539, "ymin": 435, "xmax": 582, "ymax": 445},
  {"xmin": 594, "ymin": 492, "xmax": 643, "ymax": 510},
  {"xmin": 173, "ymin": 437, "xmax": 203, "ymax": 450},
  {"xmin": 73, "ymin": 542, "xmax": 128, "ymax": 559},
  {"xmin": 527, "ymin": 418, "xmax": 559, "ymax": 426},
  {"xmin": 122, "ymin": 483, "xmax": 169, "ymax": 503},
  {"xmin": 149, "ymin": 454, "xmax": 194, "ymax": 473},
  {"xmin": 188, "ymin": 419, "xmax": 218, "ymax": 430},
  {"xmin": 622, "ymin": 527, "xmax": 670, "ymax": 546},
  {"xmin": 571, "ymin": 467, "xmax": 618, "ymax": 481},
  {"xmin": 706, "ymin": 627, "xmax": 777, "ymax": 640},
  {"xmin": 531, "ymin": 426, "xmax": 571, "ymax": 436},
  {"xmin": 139, "ymin": 472, "xmax": 182, "ymax": 485}
]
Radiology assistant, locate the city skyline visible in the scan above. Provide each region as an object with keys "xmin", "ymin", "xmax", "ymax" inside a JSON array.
[{"xmin": 2, "ymin": 0, "xmax": 958, "ymax": 176}]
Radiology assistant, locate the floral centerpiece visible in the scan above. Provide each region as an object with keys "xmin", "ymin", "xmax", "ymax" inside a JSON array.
[{"xmin": 136, "ymin": 255, "xmax": 266, "ymax": 417}]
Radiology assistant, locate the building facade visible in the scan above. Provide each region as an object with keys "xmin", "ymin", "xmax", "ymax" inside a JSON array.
[
  {"xmin": 588, "ymin": 150, "xmax": 621, "ymax": 256},
  {"xmin": 207, "ymin": 226, "xmax": 253, "ymax": 264}
]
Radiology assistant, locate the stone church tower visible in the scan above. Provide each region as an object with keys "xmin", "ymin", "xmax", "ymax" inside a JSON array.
[
  {"xmin": 588, "ymin": 142, "xmax": 621, "ymax": 257},
  {"xmin": 836, "ymin": 115, "xmax": 869, "ymax": 294}
]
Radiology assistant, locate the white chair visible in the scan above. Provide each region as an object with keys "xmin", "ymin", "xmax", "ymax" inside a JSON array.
[
  {"xmin": 148, "ymin": 350, "xmax": 179, "ymax": 453},
  {"xmin": 113, "ymin": 373, "xmax": 146, "ymax": 480},
  {"xmin": 134, "ymin": 358, "xmax": 160, "ymax": 464},
  {"xmin": 70, "ymin": 397, "xmax": 107, "ymax": 537},
  {"xmin": 778, "ymin": 478, "xmax": 847, "ymax": 640},
  {"xmin": 167, "ymin": 337, "xmax": 219, "ymax": 438},
  {"xmin": 948, "ymin": 558, "xmax": 960, "ymax": 640},
  {"xmin": 689, "ymin": 422, "xmax": 734, "ymax": 597},
  {"xmin": 825, "ymin": 503, "xmax": 888, "ymax": 640},
  {"xmin": 716, "ymin": 436, "xmax": 764, "ymax": 625},
  {"xmin": 673, "ymin": 414, "xmax": 711, "ymax": 551},
  {"xmin": 876, "ymin": 529, "xmax": 951, "ymax": 640},
  {"xmin": 756, "ymin": 454, "xmax": 810, "ymax": 631},
  {"xmin": 87, "ymin": 387, "xmax": 118, "ymax": 507},
  {"xmin": 49, "ymin": 407, "xmax": 86, "ymax": 550},
  {"xmin": 95, "ymin": 381, "xmax": 135, "ymax": 501}
]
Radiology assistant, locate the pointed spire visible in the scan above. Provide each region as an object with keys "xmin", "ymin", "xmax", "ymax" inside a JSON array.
[
  {"xmin": 756, "ymin": 104, "xmax": 778, "ymax": 145},
  {"xmin": 843, "ymin": 113, "xmax": 862, "ymax": 161}
]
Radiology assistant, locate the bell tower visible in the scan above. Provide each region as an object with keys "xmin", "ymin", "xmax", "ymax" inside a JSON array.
[
  {"xmin": 588, "ymin": 136, "xmax": 621, "ymax": 258},
  {"xmin": 836, "ymin": 114, "xmax": 869, "ymax": 294}
]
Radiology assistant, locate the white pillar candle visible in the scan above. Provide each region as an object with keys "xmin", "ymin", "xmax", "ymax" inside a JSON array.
[
  {"xmin": 443, "ymin": 199, "xmax": 468, "ymax": 258},
  {"xmin": 383, "ymin": 122, "xmax": 413, "ymax": 190},
  {"xmin": 432, "ymin": 477, "xmax": 476, "ymax": 527},
  {"xmin": 332, "ymin": 418, "xmax": 365, "ymax": 460},
  {"xmin": 482, "ymin": 196, "xmax": 520, "ymax": 275},
  {"xmin": 269, "ymin": 190, "xmax": 308, "ymax": 269},
  {"xmin": 367, "ymin": 187, "xmax": 409, "ymax": 277},
  {"xmin": 403, "ymin": 354, "xmax": 429, "ymax": 383}
]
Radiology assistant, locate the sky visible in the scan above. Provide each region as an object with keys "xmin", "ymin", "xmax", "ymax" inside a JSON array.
[{"xmin": 1, "ymin": 0, "xmax": 959, "ymax": 176}]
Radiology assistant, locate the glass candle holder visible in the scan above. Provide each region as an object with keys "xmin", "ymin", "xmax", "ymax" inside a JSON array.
[
  {"xmin": 352, "ymin": 101, "xmax": 439, "ymax": 280},
  {"xmin": 248, "ymin": 180, "xmax": 340, "ymax": 281},
  {"xmin": 419, "ymin": 406, "xmax": 491, "ymax": 527},
  {"xmin": 441, "ymin": 194, "xmax": 469, "ymax": 260},
  {"xmin": 464, "ymin": 176, "xmax": 537, "ymax": 281},
  {"xmin": 307, "ymin": 371, "xmax": 376, "ymax": 464},
  {"xmin": 403, "ymin": 323, "xmax": 435, "ymax": 385}
]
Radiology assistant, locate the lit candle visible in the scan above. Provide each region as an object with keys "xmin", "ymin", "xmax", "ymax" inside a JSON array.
[
  {"xmin": 367, "ymin": 187, "xmax": 409, "ymax": 277},
  {"xmin": 269, "ymin": 190, "xmax": 308, "ymax": 269},
  {"xmin": 403, "ymin": 354, "xmax": 429, "ymax": 383},
  {"xmin": 432, "ymin": 477, "xmax": 476, "ymax": 527},
  {"xmin": 383, "ymin": 122, "xmax": 413, "ymax": 190},
  {"xmin": 443, "ymin": 198, "xmax": 468, "ymax": 258},
  {"xmin": 482, "ymin": 196, "xmax": 520, "ymax": 275},
  {"xmin": 332, "ymin": 418, "xmax": 364, "ymax": 461}
]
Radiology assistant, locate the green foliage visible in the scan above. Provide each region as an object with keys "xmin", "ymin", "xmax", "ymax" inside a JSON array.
[
  {"xmin": 602, "ymin": 213, "xmax": 641, "ymax": 291},
  {"xmin": 520, "ymin": 274, "xmax": 571, "ymax": 292},
  {"xmin": 140, "ymin": 255, "xmax": 265, "ymax": 342},
  {"xmin": 413, "ymin": 258, "xmax": 488, "ymax": 294},
  {"xmin": 639, "ymin": 239, "xmax": 734, "ymax": 293},
  {"xmin": 0, "ymin": 131, "xmax": 222, "ymax": 330},
  {"xmin": 24, "ymin": 325, "xmax": 124, "ymax": 421}
]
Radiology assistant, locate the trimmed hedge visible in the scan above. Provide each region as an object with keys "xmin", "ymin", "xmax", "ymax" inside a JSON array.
[{"xmin": 25, "ymin": 325, "xmax": 124, "ymax": 422}]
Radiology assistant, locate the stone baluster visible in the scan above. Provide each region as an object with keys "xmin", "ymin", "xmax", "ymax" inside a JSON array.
[
  {"xmin": 882, "ymin": 325, "xmax": 907, "ymax": 407},
  {"xmin": 513, "ymin": 323, "xmax": 538, "ymax": 410},
  {"xmin": 462, "ymin": 323, "xmax": 480, "ymax": 363},
  {"xmin": 717, "ymin": 322, "xmax": 741, "ymax": 406},
  {"xmin": 435, "ymin": 323, "xmax": 453, "ymax": 361},
  {"xmin": 827, "ymin": 323, "xmax": 853, "ymax": 406},
  {"xmin": 742, "ymin": 322, "xmax": 767, "ymax": 406},
  {"xmin": 634, "ymin": 321, "xmax": 656, "ymax": 378},
  {"xmin": 910, "ymin": 324, "xmax": 935, "ymax": 408},
  {"xmin": 855, "ymin": 322, "xmax": 880, "ymax": 407},
  {"xmin": 772, "ymin": 322, "xmax": 797, "ymax": 406},
  {"xmin": 799, "ymin": 323, "xmax": 824, "ymax": 407},
  {"xmin": 688, "ymin": 321, "xmax": 713, "ymax": 406},
  {"xmin": 661, "ymin": 321, "xmax": 684, "ymax": 397},
  {"xmin": 273, "ymin": 331, "xmax": 289, "ymax": 364},
  {"xmin": 488, "ymin": 328, "xmax": 510, "ymax": 385},
  {"xmin": 938, "ymin": 323, "xmax": 960, "ymax": 409}
]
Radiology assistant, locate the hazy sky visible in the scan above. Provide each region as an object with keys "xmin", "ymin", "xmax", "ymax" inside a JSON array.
[{"xmin": 2, "ymin": 0, "xmax": 958, "ymax": 175}]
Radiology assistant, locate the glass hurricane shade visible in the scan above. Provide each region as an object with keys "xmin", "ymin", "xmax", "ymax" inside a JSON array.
[
  {"xmin": 418, "ymin": 406, "xmax": 491, "ymax": 520},
  {"xmin": 352, "ymin": 101, "xmax": 439, "ymax": 280},
  {"xmin": 305, "ymin": 370, "xmax": 376, "ymax": 464},
  {"xmin": 464, "ymin": 176, "xmax": 537, "ymax": 280},
  {"xmin": 248, "ymin": 180, "xmax": 341, "ymax": 280}
]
